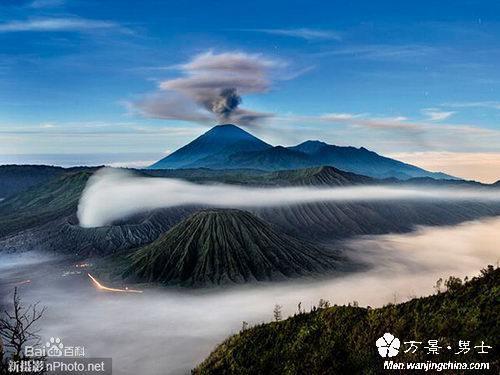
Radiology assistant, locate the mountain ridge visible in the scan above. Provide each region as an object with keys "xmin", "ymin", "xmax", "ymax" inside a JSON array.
[
  {"xmin": 149, "ymin": 124, "xmax": 455, "ymax": 180},
  {"xmin": 194, "ymin": 266, "xmax": 500, "ymax": 373},
  {"xmin": 1, "ymin": 165, "xmax": 499, "ymax": 257}
]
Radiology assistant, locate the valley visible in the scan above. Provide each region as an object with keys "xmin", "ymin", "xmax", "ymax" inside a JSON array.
[{"xmin": 1, "ymin": 217, "xmax": 499, "ymax": 374}]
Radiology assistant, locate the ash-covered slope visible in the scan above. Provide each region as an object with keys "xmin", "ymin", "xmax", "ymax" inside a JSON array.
[
  {"xmin": 125, "ymin": 209, "xmax": 340, "ymax": 287},
  {"xmin": 2, "ymin": 165, "xmax": 500, "ymax": 257},
  {"xmin": 265, "ymin": 166, "xmax": 373, "ymax": 186},
  {"xmin": 0, "ymin": 169, "xmax": 198, "ymax": 257},
  {"xmin": 0, "ymin": 207, "xmax": 196, "ymax": 257}
]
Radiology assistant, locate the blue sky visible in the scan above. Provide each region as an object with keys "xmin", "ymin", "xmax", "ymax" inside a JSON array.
[{"xmin": 1, "ymin": 0, "xmax": 500, "ymax": 181}]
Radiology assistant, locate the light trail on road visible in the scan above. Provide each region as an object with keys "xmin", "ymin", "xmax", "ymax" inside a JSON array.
[{"xmin": 87, "ymin": 273, "xmax": 143, "ymax": 293}]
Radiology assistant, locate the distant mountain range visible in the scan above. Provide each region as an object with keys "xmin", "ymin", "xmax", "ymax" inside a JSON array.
[{"xmin": 150, "ymin": 124, "xmax": 454, "ymax": 180}]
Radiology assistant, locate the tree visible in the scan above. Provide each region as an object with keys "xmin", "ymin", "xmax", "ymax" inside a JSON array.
[
  {"xmin": 241, "ymin": 321, "xmax": 248, "ymax": 331},
  {"xmin": 434, "ymin": 277, "xmax": 443, "ymax": 294},
  {"xmin": 273, "ymin": 305, "xmax": 282, "ymax": 322},
  {"xmin": 444, "ymin": 276, "xmax": 462, "ymax": 292},
  {"xmin": 318, "ymin": 299, "xmax": 330, "ymax": 309},
  {"xmin": 0, "ymin": 288, "xmax": 46, "ymax": 374}
]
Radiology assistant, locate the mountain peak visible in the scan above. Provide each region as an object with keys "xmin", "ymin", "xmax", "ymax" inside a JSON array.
[
  {"xmin": 288, "ymin": 140, "xmax": 329, "ymax": 154},
  {"xmin": 149, "ymin": 124, "xmax": 454, "ymax": 180},
  {"xmin": 209, "ymin": 123, "xmax": 245, "ymax": 132},
  {"xmin": 203, "ymin": 124, "xmax": 263, "ymax": 141},
  {"xmin": 124, "ymin": 209, "xmax": 339, "ymax": 286},
  {"xmin": 302, "ymin": 140, "xmax": 328, "ymax": 146},
  {"xmin": 212, "ymin": 123, "xmax": 240, "ymax": 129},
  {"xmin": 149, "ymin": 124, "xmax": 271, "ymax": 169}
]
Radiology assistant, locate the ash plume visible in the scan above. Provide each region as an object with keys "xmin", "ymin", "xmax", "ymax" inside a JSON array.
[
  {"xmin": 133, "ymin": 51, "xmax": 276, "ymax": 126},
  {"xmin": 204, "ymin": 88, "xmax": 242, "ymax": 120}
]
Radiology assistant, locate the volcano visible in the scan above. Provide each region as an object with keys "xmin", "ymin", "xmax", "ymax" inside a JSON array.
[
  {"xmin": 149, "ymin": 124, "xmax": 271, "ymax": 169},
  {"xmin": 124, "ymin": 209, "xmax": 340, "ymax": 286},
  {"xmin": 149, "ymin": 124, "xmax": 454, "ymax": 180}
]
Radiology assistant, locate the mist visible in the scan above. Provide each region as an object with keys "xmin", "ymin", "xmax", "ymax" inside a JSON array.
[
  {"xmin": 1, "ymin": 217, "xmax": 499, "ymax": 374},
  {"xmin": 77, "ymin": 168, "xmax": 500, "ymax": 227}
]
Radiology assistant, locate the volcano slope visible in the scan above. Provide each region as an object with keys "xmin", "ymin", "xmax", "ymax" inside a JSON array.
[
  {"xmin": 1, "ymin": 165, "xmax": 500, "ymax": 257},
  {"xmin": 194, "ymin": 266, "xmax": 500, "ymax": 374},
  {"xmin": 0, "ymin": 170, "xmax": 198, "ymax": 257},
  {"xmin": 124, "ymin": 209, "xmax": 341, "ymax": 287}
]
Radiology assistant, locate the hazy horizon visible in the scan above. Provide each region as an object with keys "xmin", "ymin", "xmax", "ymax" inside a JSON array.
[{"xmin": 2, "ymin": 0, "xmax": 500, "ymax": 183}]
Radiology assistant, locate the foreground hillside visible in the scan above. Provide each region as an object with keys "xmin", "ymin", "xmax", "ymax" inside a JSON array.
[
  {"xmin": 125, "ymin": 209, "xmax": 341, "ymax": 286},
  {"xmin": 195, "ymin": 266, "xmax": 499, "ymax": 374}
]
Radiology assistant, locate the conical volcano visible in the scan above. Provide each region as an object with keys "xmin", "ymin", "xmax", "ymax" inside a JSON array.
[
  {"xmin": 125, "ymin": 209, "xmax": 340, "ymax": 286},
  {"xmin": 149, "ymin": 124, "xmax": 271, "ymax": 169}
]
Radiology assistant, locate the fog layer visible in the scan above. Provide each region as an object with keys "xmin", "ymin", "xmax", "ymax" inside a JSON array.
[
  {"xmin": 78, "ymin": 168, "xmax": 500, "ymax": 227},
  {"xmin": 1, "ymin": 217, "xmax": 499, "ymax": 374}
]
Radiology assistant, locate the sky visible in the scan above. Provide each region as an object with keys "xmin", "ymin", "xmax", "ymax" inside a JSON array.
[{"xmin": 1, "ymin": 0, "xmax": 500, "ymax": 182}]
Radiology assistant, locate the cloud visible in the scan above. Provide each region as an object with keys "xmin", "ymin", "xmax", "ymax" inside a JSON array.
[
  {"xmin": 270, "ymin": 112, "xmax": 500, "ymax": 155},
  {"xmin": 320, "ymin": 113, "xmax": 364, "ymax": 120},
  {"xmin": 315, "ymin": 113, "xmax": 422, "ymax": 133},
  {"xmin": 133, "ymin": 51, "xmax": 278, "ymax": 126},
  {"xmin": 3, "ymin": 218, "xmax": 499, "ymax": 373},
  {"xmin": 0, "ymin": 17, "xmax": 129, "ymax": 33},
  {"xmin": 106, "ymin": 160, "xmax": 157, "ymax": 169},
  {"xmin": 316, "ymin": 44, "xmax": 439, "ymax": 61},
  {"xmin": 39, "ymin": 123, "xmax": 56, "ymax": 128},
  {"xmin": 387, "ymin": 151, "xmax": 500, "ymax": 184},
  {"xmin": 421, "ymin": 108, "xmax": 455, "ymax": 121},
  {"xmin": 77, "ymin": 168, "xmax": 500, "ymax": 227},
  {"xmin": 132, "ymin": 93, "xmax": 214, "ymax": 123},
  {"xmin": 443, "ymin": 101, "xmax": 500, "ymax": 110},
  {"xmin": 29, "ymin": 0, "xmax": 65, "ymax": 8},
  {"xmin": 249, "ymin": 28, "xmax": 341, "ymax": 41}
]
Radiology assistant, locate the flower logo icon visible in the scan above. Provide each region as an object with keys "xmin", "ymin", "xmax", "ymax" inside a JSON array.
[{"xmin": 376, "ymin": 333, "xmax": 400, "ymax": 357}]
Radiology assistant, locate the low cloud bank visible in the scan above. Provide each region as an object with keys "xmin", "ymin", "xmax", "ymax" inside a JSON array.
[
  {"xmin": 2, "ymin": 218, "xmax": 499, "ymax": 374},
  {"xmin": 77, "ymin": 168, "xmax": 500, "ymax": 228}
]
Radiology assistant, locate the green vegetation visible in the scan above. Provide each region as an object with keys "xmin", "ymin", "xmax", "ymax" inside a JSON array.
[
  {"xmin": 0, "ymin": 164, "xmax": 66, "ymax": 198},
  {"xmin": 0, "ymin": 171, "xmax": 91, "ymax": 237},
  {"xmin": 124, "ymin": 209, "xmax": 341, "ymax": 287},
  {"xmin": 194, "ymin": 266, "xmax": 499, "ymax": 374}
]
